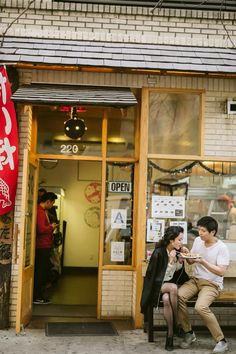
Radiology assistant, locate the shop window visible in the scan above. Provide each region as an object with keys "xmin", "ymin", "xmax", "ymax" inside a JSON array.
[
  {"xmin": 148, "ymin": 92, "xmax": 201, "ymax": 155},
  {"xmin": 107, "ymin": 106, "xmax": 136, "ymax": 158},
  {"xmin": 103, "ymin": 163, "xmax": 134, "ymax": 265},
  {"xmin": 146, "ymin": 159, "xmax": 236, "ymax": 263},
  {"xmin": 36, "ymin": 106, "xmax": 103, "ymax": 156}
]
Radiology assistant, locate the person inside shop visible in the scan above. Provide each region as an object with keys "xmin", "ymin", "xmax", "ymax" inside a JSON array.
[
  {"xmin": 37, "ymin": 187, "xmax": 47, "ymax": 203},
  {"xmin": 178, "ymin": 216, "xmax": 230, "ymax": 354},
  {"xmin": 33, "ymin": 192, "xmax": 58, "ymax": 304},
  {"xmin": 140, "ymin": 226, "xmax": 189, "ymax": 351}
]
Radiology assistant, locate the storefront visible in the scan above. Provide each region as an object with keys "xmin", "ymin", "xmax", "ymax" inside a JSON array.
[
  {"xmin": 0, "ymin": 67, "xmax": 233, "ymax": 333},
  {"xmin": 1, "ymin": 0, "xmax": 236, "ymax": 333}
]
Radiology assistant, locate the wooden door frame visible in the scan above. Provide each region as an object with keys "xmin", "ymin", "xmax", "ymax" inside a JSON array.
[{"xmin": 15, "ymin": 150, "xmax": 39, "ymax": 333}]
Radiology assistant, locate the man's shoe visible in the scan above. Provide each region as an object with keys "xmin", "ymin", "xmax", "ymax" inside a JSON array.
[
  {"xmin": 212, "ymin": 341, "xmax": 228, "ymax": 353},
  {"xmin": 33, "ymin": 298, "xmax": 51, "ymax": 305},
  {"xmin": 180, "ymin": 332, "xmax": 197, "ymax": 349}
]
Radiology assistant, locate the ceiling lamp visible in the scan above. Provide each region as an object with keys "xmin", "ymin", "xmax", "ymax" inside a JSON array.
[{"xmin": 64, "ymin": 107, "xmax": 87, "ymax": 139}]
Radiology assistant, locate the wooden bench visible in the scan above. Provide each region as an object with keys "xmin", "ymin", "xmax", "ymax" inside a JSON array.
[{"xmin": 145, "ymin": 291, "xmax": 236, "ymax": 342}]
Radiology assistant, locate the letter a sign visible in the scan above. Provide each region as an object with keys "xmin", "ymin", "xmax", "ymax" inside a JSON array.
[
  {"xmin": 111, "ymin": 209, "xmax": 127, "ymax": 229},
  {"xmin": 0, "ymin": 66, "xmax": 18, "ymax": 215}
]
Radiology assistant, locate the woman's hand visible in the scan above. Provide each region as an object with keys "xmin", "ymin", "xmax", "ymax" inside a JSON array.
[{"xmin": 169, "ymin": 249, "xmax": 177, "ymax": 264}]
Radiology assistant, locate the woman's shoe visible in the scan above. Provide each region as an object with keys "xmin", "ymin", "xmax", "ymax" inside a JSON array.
[{"xmin": 165, "ymin": 336, "xmax": 174, "ymax": 351}]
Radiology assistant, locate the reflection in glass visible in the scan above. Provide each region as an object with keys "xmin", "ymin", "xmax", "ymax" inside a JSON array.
[
  {"xmin": 36, "ymin": 106, "xmax": 103, "ymax": 156},
  {"xmin": 103, "ymin": 163, "xmax": 134, "ymax": 265},
  {"xmin": 149, "ymin": 92, "xmax": 200, "ymax": 155},
  {"xmin": 146, "ymin": 159, "xmax": 236, "ymax": 254},
  {"xmin": 107, "ymin": 106, "xmax": 136, "ymax": 157}
]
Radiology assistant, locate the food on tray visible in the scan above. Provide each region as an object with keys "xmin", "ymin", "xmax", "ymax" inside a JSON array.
[{"xmin": 180, "ymin": 252, "xmax": 201, "ymax": 259}]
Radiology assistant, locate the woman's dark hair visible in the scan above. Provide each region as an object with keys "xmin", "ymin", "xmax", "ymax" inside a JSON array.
[
  {"xmin": 197, "ymin": 216, "xmax": 218, "ymax": 235},
  {"xmin": 156, "ymin": 225, "xmax": 184, "ymax": 248},
  {"xmin": 40, "ymin": 192, "xmax": 57, "ymax": 203}
]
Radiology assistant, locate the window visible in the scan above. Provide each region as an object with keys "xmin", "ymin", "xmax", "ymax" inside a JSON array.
[{"xmin": 148, "ymin": 91, "xmax": 201, "ymax": 156}]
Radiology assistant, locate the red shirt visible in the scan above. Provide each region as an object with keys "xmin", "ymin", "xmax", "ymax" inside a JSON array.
[{"xmin": 36, "ymin": 204, "xmax": 54, "ymax": 249}]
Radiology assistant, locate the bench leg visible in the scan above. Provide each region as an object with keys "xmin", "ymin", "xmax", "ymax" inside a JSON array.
[{"xmin": 147, "ymin": 304, "xmax": 154, "ymax": 342}]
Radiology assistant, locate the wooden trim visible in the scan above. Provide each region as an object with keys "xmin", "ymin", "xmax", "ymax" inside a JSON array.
[
  {"xmin": 37, "ymin": 154, "xmax": 103, "ymax": 161},
  {"xmin": 97, "ymin": 110, "xmax": 108, "ymax": 319},
  {"xmin": 15, "ymin": 64, "xmax": 236, "ymax": 79},
  {"xmin": 102, "ymin": 265, "xmax": 134, "ymax": 271},
  {"xmin": 31, "ymin": 114, "xmax": 37, "ymax": 155},
  {"xmin": 148, "ymin": 154, "xmax": 236, "ymax": 163},
  {"xmin": 147, "ymin": 87, "xmax": 205, "ymax": 94},
  {"xmin": 106, "ymin": 157, "xmax": 137, "ymax": 162},
  {"xmin": 134, "ymin": 87, "xmax": 149, "ymax": 328},
  {"xmin": 200, "ymin": 91, "xmax": 205, "ymax": 156},
  {"xmin": 15, "ymin": 149, "xmax": 29, "ymax": 334}
]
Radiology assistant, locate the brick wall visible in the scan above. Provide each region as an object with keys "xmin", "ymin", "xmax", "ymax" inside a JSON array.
[
  {"xmin": 0, "ymin": 0, "xmax": 235, "ymax": 48},
  {"xmin": 9, "ymin": 103, "xmax": 33, "ymax": 326},
  {"xmin": 101, "ymin": 270, "xmax": 133, "ymax": 317}
]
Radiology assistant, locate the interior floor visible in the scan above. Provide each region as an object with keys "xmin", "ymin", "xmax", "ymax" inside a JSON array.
[
  {"xmin": 48, "ymin": 267, "xmax": 98, "ymax": 305},
  {"xmin": 29, "ymin": 266, "xmax": 133, "ymax": 331}
]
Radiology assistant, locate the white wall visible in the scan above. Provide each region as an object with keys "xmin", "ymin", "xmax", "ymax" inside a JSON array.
[{"xmin": 39, "ymin": 160, "xmax": 101, "ymax": 267}]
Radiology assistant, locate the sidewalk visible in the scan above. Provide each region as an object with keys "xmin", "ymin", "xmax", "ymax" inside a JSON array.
[{"xmin": 0, "ymin": 326, "xmax": 235, "ymax": 354}]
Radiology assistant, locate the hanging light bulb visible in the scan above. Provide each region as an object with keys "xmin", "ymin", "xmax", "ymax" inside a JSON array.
[{"xmin": 64, "ymin": 107, "xmax": 87, "ymax": 139}]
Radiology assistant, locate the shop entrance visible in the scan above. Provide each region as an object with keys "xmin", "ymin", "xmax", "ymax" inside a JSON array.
[{"xmin": 33, "ymin": 159, "xmax": 101, "ymax": 319}]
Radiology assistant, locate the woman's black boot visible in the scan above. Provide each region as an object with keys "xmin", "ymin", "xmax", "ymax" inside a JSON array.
[{"xmin": 165, "ymin": 336, "xmax": 174, "ymax": 351}]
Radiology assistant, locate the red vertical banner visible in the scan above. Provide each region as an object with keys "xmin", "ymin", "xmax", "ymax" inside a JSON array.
[{"xmin": 0, "ymin": 66, "xmax": 18, "ymax": 216}]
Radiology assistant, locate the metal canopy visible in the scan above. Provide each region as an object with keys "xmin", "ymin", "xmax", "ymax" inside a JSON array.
[{"xmin": 11, "ymin": 84, "xmax": 137, "ymax": 107}]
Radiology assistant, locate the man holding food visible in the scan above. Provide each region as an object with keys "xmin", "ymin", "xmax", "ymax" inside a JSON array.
[{"xmin": 178, "ymin": 216, "xmax": 230, "ymax": 354}]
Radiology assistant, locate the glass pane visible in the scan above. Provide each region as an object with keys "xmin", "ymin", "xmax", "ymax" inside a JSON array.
[
  {"xmin": 36, "ymin": 106, "xmax": 103, "ymax": 156},
  {"xmin": 24, "ymin": 163, "xmax": 35, "ymax": 267},
  {"xmin": 103, "ymin": 163, "xmax": 134, "ymax": 265},
  {"xmin": 146, "ymin": 159, "xmax": 236, "ymax": 257},
  {"xmin": 107, "ymin": 106, "xmax": 136, "ymax": 157},
  {"xmin": 148, "ymin": 92, "xmax": 200, "ymax": 155}
]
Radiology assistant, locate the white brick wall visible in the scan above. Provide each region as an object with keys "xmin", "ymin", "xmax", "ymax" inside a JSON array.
[
  {"xmin": 9, "ymin": 105, "xmax": 32, "ymax": 326},
  {"xmin": 101, "ymin": 270, "xmax": 133, "ymax": 317},
  {"xmin": 0, "ymin": 1, "xmax": 235, "ymax": 48}
]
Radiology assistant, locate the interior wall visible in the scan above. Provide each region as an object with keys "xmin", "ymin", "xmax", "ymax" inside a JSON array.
[{"xmin": 39, "ymin": 160, "xmax": 101, "ymax": 267}]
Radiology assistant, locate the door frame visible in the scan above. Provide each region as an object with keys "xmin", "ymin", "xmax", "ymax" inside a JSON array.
[{"xmin": 15, "ymin": 150, "xmax": 39, "ymax": 333}]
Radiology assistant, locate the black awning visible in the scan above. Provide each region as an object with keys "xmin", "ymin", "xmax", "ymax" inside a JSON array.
[{"xmin": 11, "ymin": 84, "xmax": 137, "ymax": 107}]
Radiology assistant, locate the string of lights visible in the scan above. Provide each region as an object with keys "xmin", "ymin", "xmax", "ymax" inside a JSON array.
[{"xmin": 148, "ymin": 160, "xmax": 232, "ymax": 176}]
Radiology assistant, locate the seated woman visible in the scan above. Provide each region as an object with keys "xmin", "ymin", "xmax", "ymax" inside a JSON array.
[{"xmin": 140, "ymin": 226, "xmax": 189, "ymax": 351}]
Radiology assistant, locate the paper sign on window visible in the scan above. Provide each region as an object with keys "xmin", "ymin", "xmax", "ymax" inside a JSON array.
[
  {"xmin": 147, "ymin": 219, "xmax": 165, "ymax": 242},
  {"xmin": 111, "ymin": 241, "xmax": 125, "ymax": 262},
  {"xmin": 152, "ymin": 196, "xmax": 185, "ymax": 219},
  {"xmin": 111, "ymin": 209, "xmax": 127, "ymax": 229},
  {"xmin": 170, "ymin": 220, "xmax": 188, "ymax": 244}
]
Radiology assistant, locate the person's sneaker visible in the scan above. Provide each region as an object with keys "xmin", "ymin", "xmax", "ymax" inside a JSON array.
[
  {"xmin": 212, "ymin": 340, "xmax": 228, "ymax": 353},
  {"xmin": 180, "ymin": 332, "xmax": 197, "ymax": 349},
  {"xmin": 33, "ymin": 298, "xmax": 51, "ymax": 305}
]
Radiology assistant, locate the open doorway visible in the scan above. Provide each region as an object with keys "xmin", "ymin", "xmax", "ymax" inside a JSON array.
[{"xmin": 33, "ymin": 159, "xmax": 101, "ymax": 319}]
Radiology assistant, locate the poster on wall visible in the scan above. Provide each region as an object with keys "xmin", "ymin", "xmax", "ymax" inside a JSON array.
[
  {"xmin": 111, "ymin": 241, "xmax": 125, "ymax": 262},
  {"xmin": 152, "ymin": 196, "xmax": 185, "ymax": 219},
  {"xmin": 111, "ymin": 209, "xmax": 127, "ymax": 229},
  {"xmin": 147, "ymin": 218, "xmax": 165, "ymax": 242},
  {"xmin": 170, "ymin": 220, "xmax": 188, "ymax": 244}
]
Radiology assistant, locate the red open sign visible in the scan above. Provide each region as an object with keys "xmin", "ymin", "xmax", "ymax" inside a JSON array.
[{"xmin": 0, "ymin": 66, "xmax": 18, "ymax": 215}]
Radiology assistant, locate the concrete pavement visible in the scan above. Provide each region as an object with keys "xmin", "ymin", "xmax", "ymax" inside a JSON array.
[{"xmin": 0, "ymin": 326, "xmax": 235, "ymax": 354}]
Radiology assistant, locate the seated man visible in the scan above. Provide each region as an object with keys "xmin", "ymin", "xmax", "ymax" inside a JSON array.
[{"xmin": 178, "ymin": 216, "xmax": 230, "ymax": 354}]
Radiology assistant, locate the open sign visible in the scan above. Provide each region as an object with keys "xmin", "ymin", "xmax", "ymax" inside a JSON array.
[{"xmin": 108, "ymin": 181, "xmax": 132, "ymax": 193}]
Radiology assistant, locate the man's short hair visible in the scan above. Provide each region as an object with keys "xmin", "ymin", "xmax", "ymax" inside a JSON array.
[
  {"xmin": 197, "ymin": 216, "xmax": 218, "ymax": 235},
  {"xmin": 40, "ymin": 192, "xmax": 57, "ymax": 203}
]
